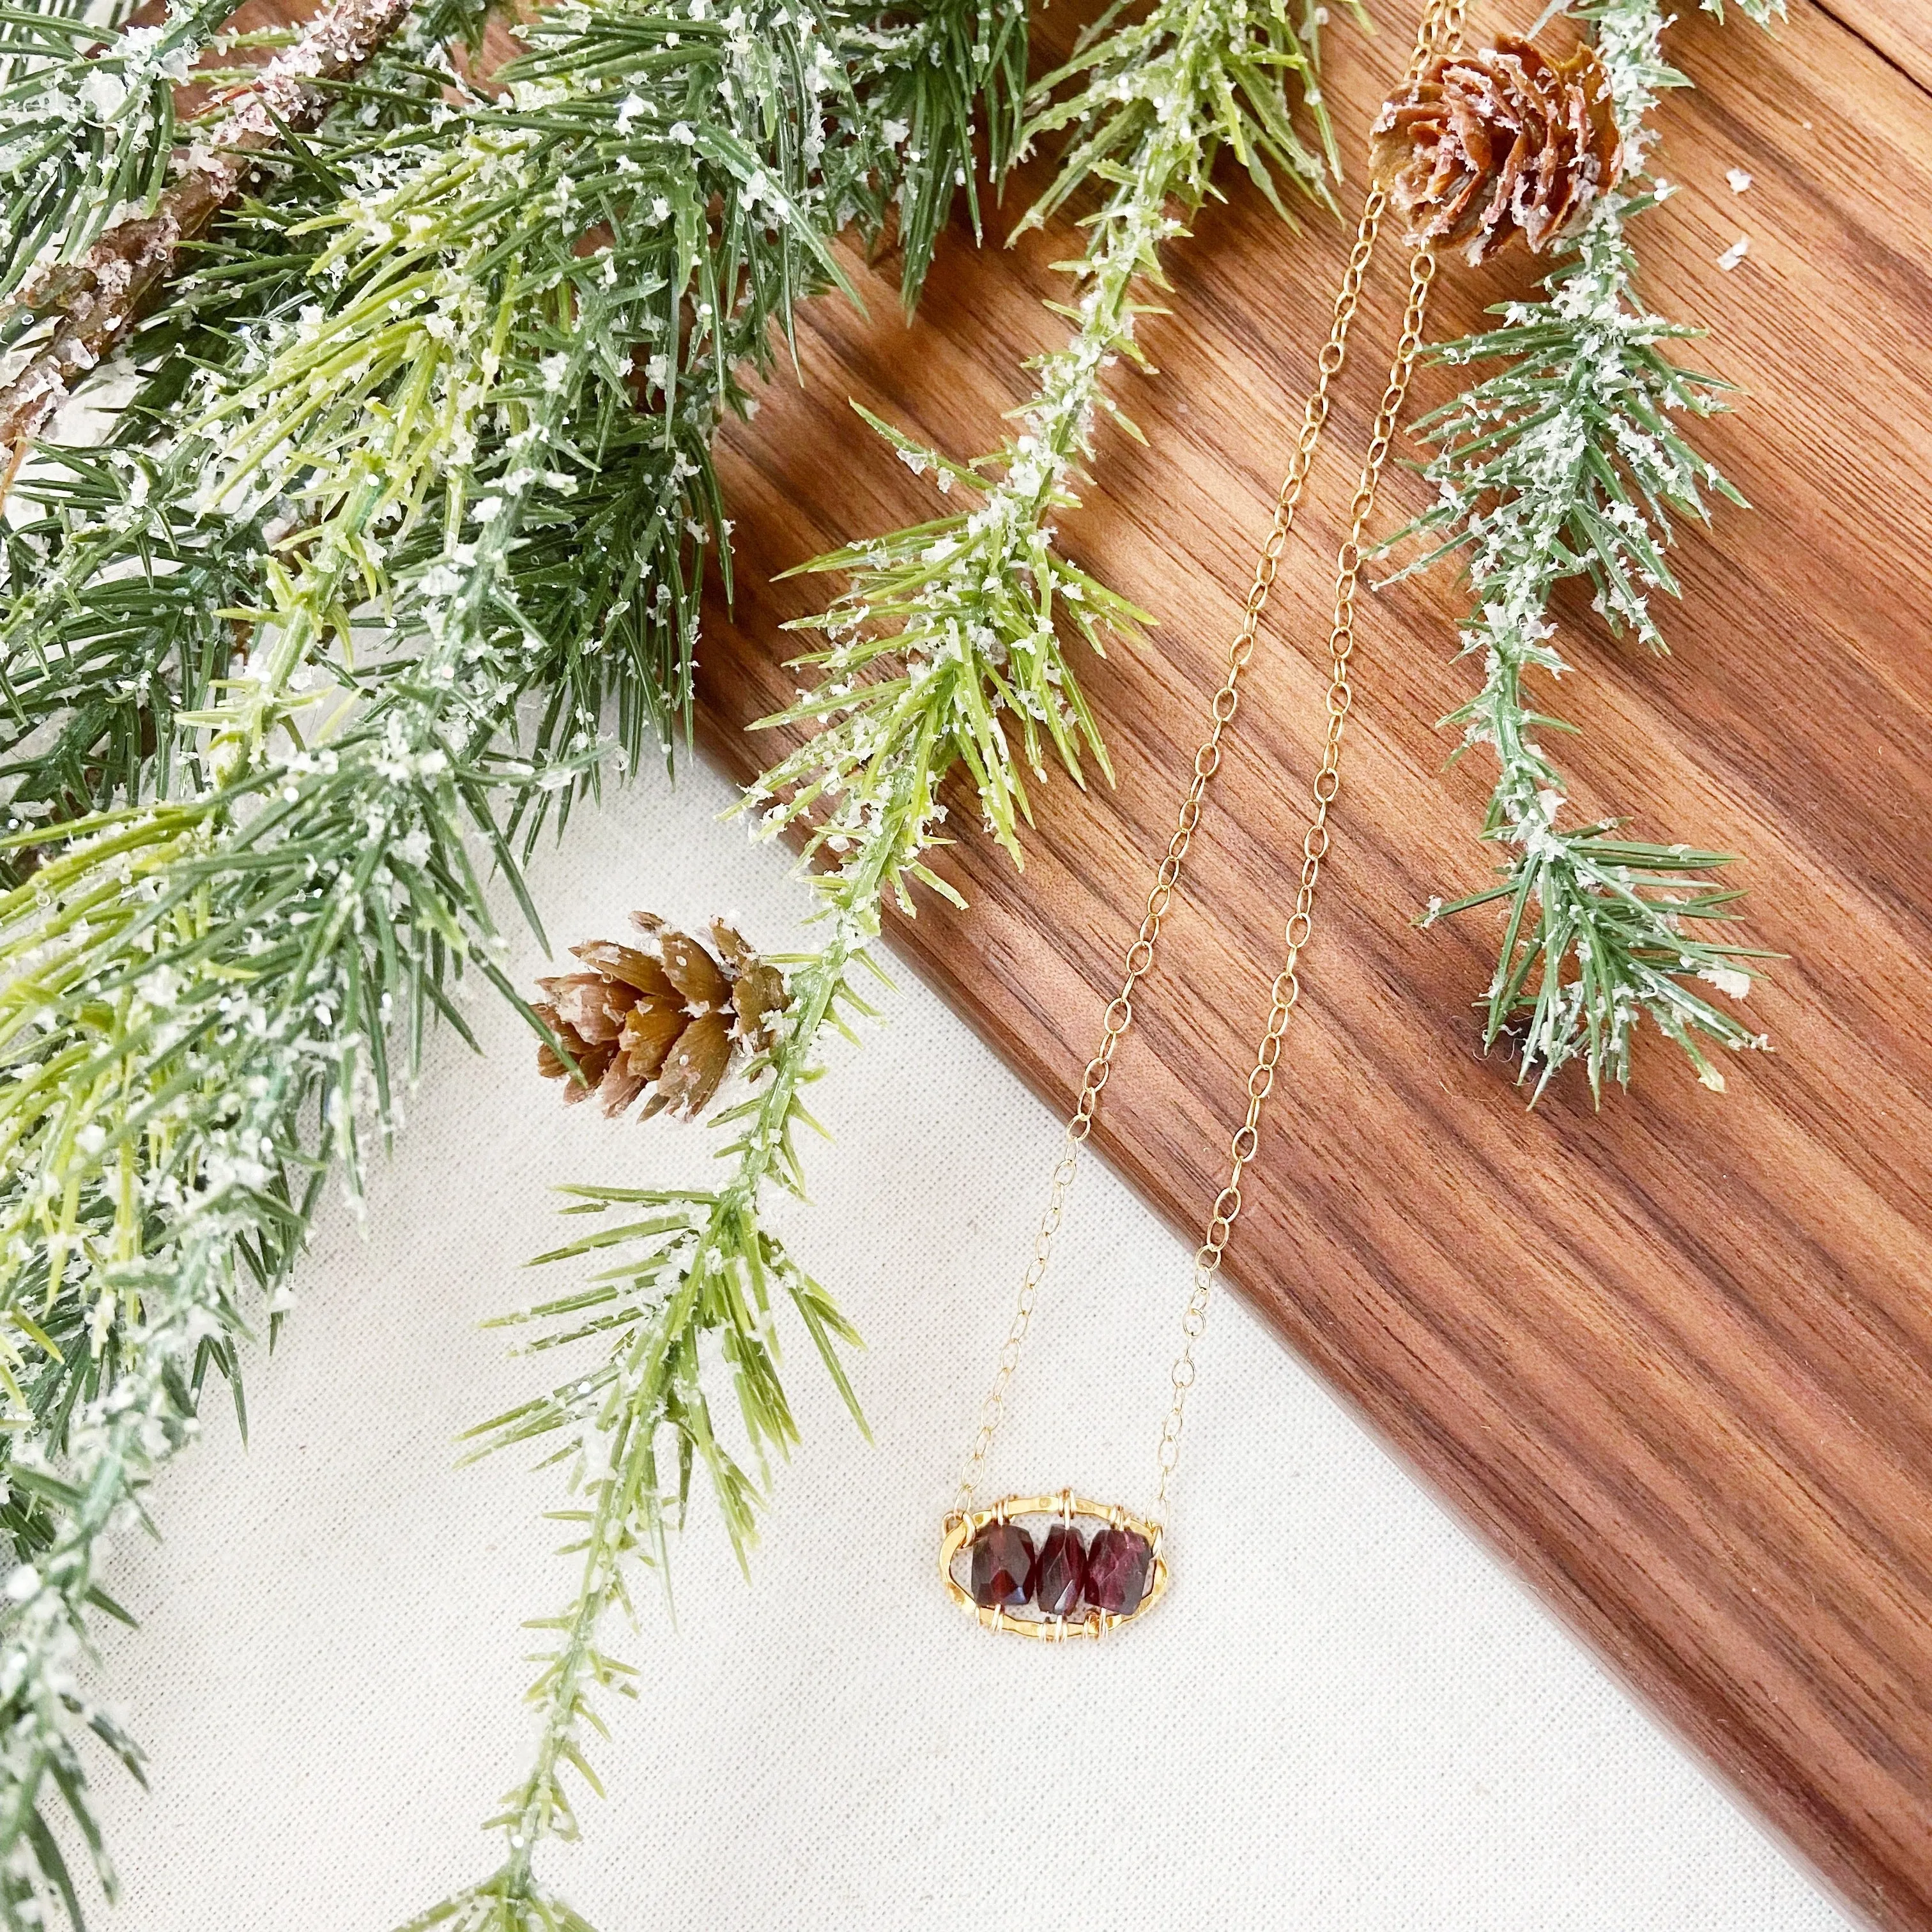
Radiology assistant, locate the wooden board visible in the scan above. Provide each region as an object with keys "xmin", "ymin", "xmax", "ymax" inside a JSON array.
[{"xmin": 697, "ymin": 4, "xmax": 1932, "ymax": 1927}]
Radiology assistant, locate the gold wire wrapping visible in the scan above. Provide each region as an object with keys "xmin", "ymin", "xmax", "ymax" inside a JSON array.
[{"xmin": 939, "ymin": 1496, "xmax": 1170, "ymax": 1641}]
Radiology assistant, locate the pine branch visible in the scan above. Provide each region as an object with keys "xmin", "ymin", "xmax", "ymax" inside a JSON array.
[
  {"xmin": 0, "ymin": 0, "xmax": 1030, "ymax": 1919},
  {"xmin": 1379, "ymin": 0, "xmax": 1781, "ymax": 1099},
  {"xmin": 849, "ymin": 0, "xmax": 1029, "ymax": 305},
  {"xmin": 774, "ymin": 0, "xmax": 1352, "ymax": 856},
  {"xmin": 0, "ymin": 0, "xmax": 235, "ymax": 303},
  {"xmin": 0, "ymin": 0, "xmax": 448, "ymax": 484}
]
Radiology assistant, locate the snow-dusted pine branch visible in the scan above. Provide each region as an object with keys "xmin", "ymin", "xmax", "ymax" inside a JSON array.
[
  {"xmin": 772, "ymin": 0, "xmax": 1352, "ymax": 865},
  {"xmin": 1382, "ymin": 0, "xmax": 1781, "ymax": 1098},
  {"xmin": 0, "ymin": 0, "xmax": 438, "ymax": 480},
  {"xmin": 0, "ymin": 0, "xmax": 235, "ymax": 305},
  {"xmin": 403, "ymin": 4, "xmax": 1368, "ymax": 1922},
  {"xmin": 406, "ymin": 20, "xmax": 1353, "ymax": 1914},
  {"xmin": 0, "ymin": 0, "xmax": 1020, "ymax": 1917}
]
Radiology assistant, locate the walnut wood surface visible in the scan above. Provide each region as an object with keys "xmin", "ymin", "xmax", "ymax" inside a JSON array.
[
  {"xmin": 696, "ymin": 4, "xmax": 1932, "ymax": 1926},
  {"xmin": 1821, "ymin": 0, "xmax": 1932, "ymax": 95}
]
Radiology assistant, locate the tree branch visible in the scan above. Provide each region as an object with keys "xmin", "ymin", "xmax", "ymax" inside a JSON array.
[{"xmin": 0, "ymin": 0, "xmax": 417, "ymax": 485}]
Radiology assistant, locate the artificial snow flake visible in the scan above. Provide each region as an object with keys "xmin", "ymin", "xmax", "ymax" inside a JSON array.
[
  {"xmin": 78, "ymin": 68, "xmax": 130, "ymax": 121},
  {"xmin": 1699, "ymin": 964, "xmax": 1752, "ymax": 1000}
]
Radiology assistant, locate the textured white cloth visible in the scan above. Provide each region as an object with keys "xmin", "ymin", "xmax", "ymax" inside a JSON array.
[{"xmin": 94, "ymin": 758, "xmax": 1850, "ymax": 1932}]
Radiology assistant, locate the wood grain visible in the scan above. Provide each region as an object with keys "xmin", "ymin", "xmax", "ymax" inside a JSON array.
[
  {"xmin": 695, "ymin": 4, "xmax": 1932, "ymax": 1926},
  {"xmin": 1820, "ymin": 0, "xmax": 1932, "ymax": 95}
]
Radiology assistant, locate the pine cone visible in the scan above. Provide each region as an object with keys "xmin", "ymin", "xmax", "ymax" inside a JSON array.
[
  {"xmin": 1370, "ymin": 36, "xmax": 1623, "ymax": 266},
  {"xmin": 533, "ymin": 913, "xmax": 790, "ymax": 1121}
]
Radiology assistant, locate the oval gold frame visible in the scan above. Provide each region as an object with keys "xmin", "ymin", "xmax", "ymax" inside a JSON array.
[{"xmin": 939, "ymin": 1492, "xmax": 1169, "ymax": 1640}]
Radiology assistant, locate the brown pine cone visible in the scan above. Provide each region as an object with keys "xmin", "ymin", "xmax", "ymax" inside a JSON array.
[
  {"xmin": 1370, "ymin": 36, "xmax": 1623, "ymax": 266},
  {"xmin": 533, "ymin": 913, "xmax": 790, "ymax": 1121}
]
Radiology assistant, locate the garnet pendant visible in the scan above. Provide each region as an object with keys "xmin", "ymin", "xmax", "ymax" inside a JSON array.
[{"xmin": 941, "ymin": 1492, "xmax": 1167, "ymax": 1639}]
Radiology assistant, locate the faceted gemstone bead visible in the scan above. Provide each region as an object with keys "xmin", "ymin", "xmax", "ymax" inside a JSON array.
[
  {"xmin": 1084, "ymin": 1526, "xmax": 1152, "ymax": 1615},
  {"xmin": 1027, "ymin": 1523, "xmax": 1087, "ymax": 1619},
  {"xmin": 968, "ymin": 1521, "xmax": 1034, "ymax": 1610}
]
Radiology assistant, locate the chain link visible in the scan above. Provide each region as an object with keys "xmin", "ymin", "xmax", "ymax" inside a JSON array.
[{"xmin": 951, "ymin": 0, "xmax": 1466, "ymax": 1528}]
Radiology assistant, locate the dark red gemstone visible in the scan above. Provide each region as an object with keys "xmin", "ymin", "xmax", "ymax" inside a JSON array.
[
  {"xmin": 968, "ymin": 1521, "xmax": 1034, "ymax": 1610},
  {"xmin": 1027, "ymin": 1523, "xmax": 1087, "ymax": 1619},
  {"xmin": 1084, "ymin": 1527, "xmax": 1151, "ymax": 1615}
]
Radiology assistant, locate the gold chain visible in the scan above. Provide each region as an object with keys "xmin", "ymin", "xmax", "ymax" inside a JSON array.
[
  {"xmin": 1151, "ymin": 234, "xmax": 1446, "ymax": 1514},
  {"xmin": 952, "ymin": 0, "xmax": 1466, "ymax": 1533}
]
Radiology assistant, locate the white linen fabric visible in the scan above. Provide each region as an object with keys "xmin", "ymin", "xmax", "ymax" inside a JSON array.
[{"xmin": 94, "ymin": 757, "xmax": 1851, "ymax": 1932}]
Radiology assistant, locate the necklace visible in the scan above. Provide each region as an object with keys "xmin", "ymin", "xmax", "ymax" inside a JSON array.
[{"xmin": 940, "ymin": 0, "xmax": 1468, "ymax": 1639}]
